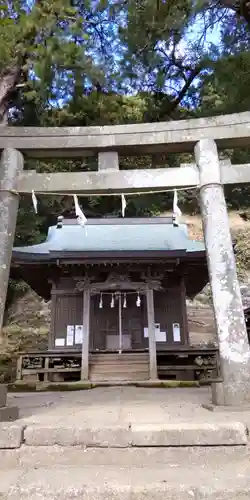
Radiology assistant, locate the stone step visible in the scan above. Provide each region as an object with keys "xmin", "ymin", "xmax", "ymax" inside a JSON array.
[
  {"xmin": 1, "ymin": 421, "xmax": 247, "ymax": 448},
  {"xmin": 1, "ymin": 447, "xmax": 250, "ymax": 499}
]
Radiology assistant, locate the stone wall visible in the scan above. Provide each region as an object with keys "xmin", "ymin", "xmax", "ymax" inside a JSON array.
[
  {"xmin": 186, "ymin": 279, "xmax": 250, "ymax": 347},
  {"xmin": 187, "ymin": 304, "xmax": 216, "ymax": 346},
  {"xmin": 6, "ymin": 290, "xmax": 51, "ymax": 329}
]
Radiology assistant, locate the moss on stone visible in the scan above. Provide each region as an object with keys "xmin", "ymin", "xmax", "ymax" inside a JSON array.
[
  {"xmin": 135, "ymin": 380, "xmax": 200, "ymax": 388},
  {"xmin": 8, "ymin": 382, "xmax": 37, "ymax": 392},
  {"xmin": 41, "ymin": 382, "xmax": 92, "ymax": 391},
  {"xmin": 8, "ymin": 379, "xmax": 200, "ymax": 392},
  {"xmin": 9, "ymin": 381, "xmax": 92, "ymax": 392}
]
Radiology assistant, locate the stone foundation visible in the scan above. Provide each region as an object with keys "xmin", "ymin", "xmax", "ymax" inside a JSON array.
[
  {"xmin": 0, "ymin": 385, "xmax": 19, "ymax": 422},
  {"xmin": 211, "ymin": 356, "xmax": 250, "ymax": 406}
]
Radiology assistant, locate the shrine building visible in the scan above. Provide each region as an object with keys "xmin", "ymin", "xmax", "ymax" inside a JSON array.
[{"xmin": 11, "ymin": 216, "xmax": 220, "ymax": 384}]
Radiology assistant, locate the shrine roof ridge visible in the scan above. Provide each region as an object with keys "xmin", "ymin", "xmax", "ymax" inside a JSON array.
[{"xmin": 59, "ymin": 216, "xmax": 174, "ymax": 226}]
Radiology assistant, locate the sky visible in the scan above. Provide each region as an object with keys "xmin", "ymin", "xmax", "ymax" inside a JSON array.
[
  {"xmin": 161, "ymin": 17, "xmax": 222, "ymax": 105},
  {"xmin": 176, "ymin": 14, "xmax": 222, "ymax": 63}
]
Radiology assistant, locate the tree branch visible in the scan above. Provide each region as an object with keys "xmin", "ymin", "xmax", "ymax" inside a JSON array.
[
  {"xmin": 218, "ymin": 0, "xmax": 250, "ymax": 24},
  {"xmin": 0, "ymin": 66, "xmax": 21, "ymax": 125},
  {"xmin": 163, "ymin": 65, "xmax": 202, "ymax": 118}
]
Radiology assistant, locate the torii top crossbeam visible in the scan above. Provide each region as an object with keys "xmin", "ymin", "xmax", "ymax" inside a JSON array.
[{"xmin": 0, "ymin": 111, "xmax": 250, "ymax": 157}]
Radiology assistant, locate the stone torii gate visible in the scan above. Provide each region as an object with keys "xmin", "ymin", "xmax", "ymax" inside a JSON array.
[{"xmin": 1, "ymin": 112, "xmax": 250, "ymax": 408}]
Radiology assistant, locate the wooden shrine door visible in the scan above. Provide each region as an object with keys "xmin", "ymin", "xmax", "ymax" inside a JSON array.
[
  {"xmin": 90, "ymin": 292, "xmax": 144, "ymax": 351},
  {"xmin": 90, "ymin": 294, "xmax": 118, "ymax": 351}
]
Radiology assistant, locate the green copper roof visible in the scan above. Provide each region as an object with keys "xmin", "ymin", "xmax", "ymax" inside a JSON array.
[{"xmin": 12, "ymin": 218, "xmax": 205, "ymax": 258}]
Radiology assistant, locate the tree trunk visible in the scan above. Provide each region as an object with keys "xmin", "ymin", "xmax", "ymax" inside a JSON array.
[
  {"xmin": 0, "ymin": 66, "xmax": 21, "ymax": 125},
  {"xmin": 240, "ymin": 0, "xmax": 250, "ymax": 23}
]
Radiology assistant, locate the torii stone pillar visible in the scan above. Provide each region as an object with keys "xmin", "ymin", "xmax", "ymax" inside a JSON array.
[
  {"xmin": 0, "ymin": 148, "xmax": 22, "ymax": 420},
  {"xmin": 195, "ymin": 139, "xmax": 250, "ymax": 407},
  {"xmin": 0, "ymin": 148, "xmax": 23, "ymax": 336}
]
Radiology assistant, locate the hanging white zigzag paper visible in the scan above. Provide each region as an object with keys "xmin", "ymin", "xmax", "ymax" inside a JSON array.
[
  {"xmin": 32, "ymin": 190, "xmax": 38, "ymax": 214},
  {"xmin": 121, "ymin": 194, "xmax": 127, "ymax": 217},
  {"xmin": 99, "ymin": 293, "xmax": 103, "ymax": 309},
  {"xmin": 73, "ymin": 194, "xmax": 87, "ymax": 227},
  {"xmin": 173, "ymin": 189, "xmax": 182, "ymax": 225},
  {"xmin": 173, "ymin": 189, "xmax": 182, "ymax": 217},
  {"xmin": 123, "ymin": 293, "xmax": 127, "ymax": 308}
]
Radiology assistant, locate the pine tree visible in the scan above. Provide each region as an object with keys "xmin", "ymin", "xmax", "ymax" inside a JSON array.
[{"xmin": 0, "ymin": 0, "xmax": 106, "ymax": 124}]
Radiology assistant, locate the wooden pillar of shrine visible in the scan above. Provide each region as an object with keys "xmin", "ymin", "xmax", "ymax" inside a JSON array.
[
  {"xmin": 146, "ymin": 289, "xmax": 158, "ymax": 380},
  {"xmin": 81, "ymin": 289, "xmax": 90, "ymax": 380}
]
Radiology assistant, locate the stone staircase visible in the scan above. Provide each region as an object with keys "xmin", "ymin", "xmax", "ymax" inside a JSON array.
[
  {"xmin": 2, "ymin": 386, "xmax": 250, "ymax": 498},
  {"xmin": 1, "ymin": 435, "xmax": 250, "ymax": 499},
  {"xmin": 89, "ymin": 352, "xmax": 149, "ymax": 381}
]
